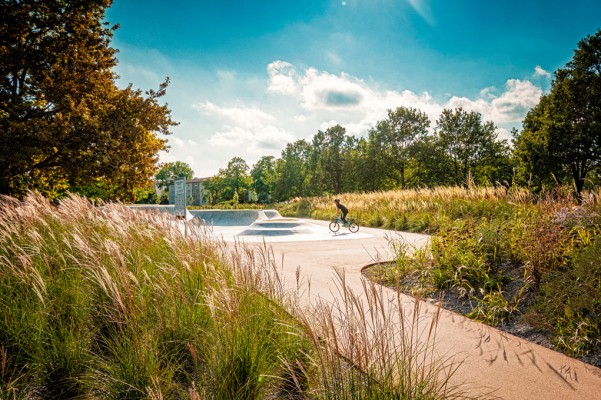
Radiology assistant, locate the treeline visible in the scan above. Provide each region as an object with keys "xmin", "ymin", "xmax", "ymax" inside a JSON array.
[
  {"xmin": 204, "ymin": 107, "xmax": 513, "ymax": 204},
  {"xmin": 206, "ymin": 29, "xmax": 601, "ymax": 204}
]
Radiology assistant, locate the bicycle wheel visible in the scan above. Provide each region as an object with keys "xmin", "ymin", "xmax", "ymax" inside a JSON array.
[
  {"xmin": 349, "ymin": 222, "xmax": 359, "ymax": 233},
  {"xmin": 329, "ymin": 221, "xmax": 340, "ymax": 232}
]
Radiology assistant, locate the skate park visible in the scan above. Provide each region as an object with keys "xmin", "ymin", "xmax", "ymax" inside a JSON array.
[
  {"xmin": 131, "ymin": 205, "xmax": 373, "ymax": 242},
  {"xmin": 130, "ymin": 205, "xmax": 601, "ymax": 399}
]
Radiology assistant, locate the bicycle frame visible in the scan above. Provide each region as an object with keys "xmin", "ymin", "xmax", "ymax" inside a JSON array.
[{"xmin": 330, "ymin": 216, "xmax": 359, "ymax": 233}]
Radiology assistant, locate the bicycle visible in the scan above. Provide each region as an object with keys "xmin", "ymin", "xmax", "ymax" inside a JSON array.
[{"xmin": 329, "ymin": 216, "xmax": 359, "ymax": 233}]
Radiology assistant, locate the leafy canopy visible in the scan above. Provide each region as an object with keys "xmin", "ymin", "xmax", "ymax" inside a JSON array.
[
  {"xmin": 0, "ymin": 0, "xmax": 177, "ymax": 200},
  {"xmin": 515, "ymin": 29, "xmax": 601, "ymax": 195},
  {"xmin": 155, "ymin": 161, "xmax": 194, "ymax": 190}
]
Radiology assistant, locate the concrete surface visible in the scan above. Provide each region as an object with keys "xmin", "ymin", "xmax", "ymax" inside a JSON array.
[
  {"xmin": 143, "ymin": 207, "xmax": 601, "ymax": 398},
  {"xmin": 230, "ymin": 219, "xmax": 601, "ymax": 399},
  {"xmin": 192, "ymin": 210, "xmax": 373, "ymax": 243}
]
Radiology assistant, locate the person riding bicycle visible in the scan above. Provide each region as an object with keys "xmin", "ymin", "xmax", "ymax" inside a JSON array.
[{"xmin": 334, "ymin": 199, "xmax": 349, "ymax": 226}]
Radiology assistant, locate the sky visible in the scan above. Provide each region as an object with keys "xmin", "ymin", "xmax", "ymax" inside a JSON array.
[{"xmin": 106, "ymin": 0, "xmax": 601, "ymax": 178}]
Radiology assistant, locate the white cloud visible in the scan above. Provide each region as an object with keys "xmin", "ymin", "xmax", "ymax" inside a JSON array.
[
  {"xmin": 490, "ymin": 79, "xmax": 542, "ymax": 122},
  {"xmin": 168, "ymin": 60, "xmax": 544, "ymax": 176},
  {"xmin": 534, "ymin": 65, "xmax": 551, "ymax": 78},
  {"xmin": 446, "ymin": 79, "xmax": 542, "ymax": 124},
  {"xmin": 267, "ymin": 61, "xmax": 441, "ymax": 135},
  {"xmin": 171, "ymin": 136, "xmax": 186, "ymax": 147},
  {"xmin": 208, "ymin": 125, "xmax": 295, "ymax": 154},
  {"xmin": 193, "ymin": 101, "xmax": 276, "ymax": 129},
  {"xmin": 193, "ymin": 100, "xmax": 295, "ymax": 155},
  {"xmin": 265, "ymin": 61, "xmax": 543, "ymax": 136},
  {"xmin": 269, "ymin": 61, "xmax": 369, "ymax": 110},
  {"xmin": 267, "ymin": 61, "xmax": 299, "ymax": 95}
]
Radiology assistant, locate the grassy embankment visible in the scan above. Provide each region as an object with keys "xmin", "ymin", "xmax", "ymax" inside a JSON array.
[
  {"xmin": 0, "ymin": 193, "xmax": 477, "ymax": 399},
  {"xmin": 279, "ymin": 187, "xmax": 601, "ymax": 362}
]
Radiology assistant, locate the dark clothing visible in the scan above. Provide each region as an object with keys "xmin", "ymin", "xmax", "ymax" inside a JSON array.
[{"xmin": 336, "ymin": 202, "xmax": 348, "ymax": 223}]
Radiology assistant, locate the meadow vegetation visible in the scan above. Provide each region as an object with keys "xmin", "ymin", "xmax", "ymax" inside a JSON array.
[
  {"xmin": 0, "ymin": 193, "xmax": 478, "ymax": 399},
  {"xmin": 279, "ymin": 186, "xmax": 601, "ymax": 364}
]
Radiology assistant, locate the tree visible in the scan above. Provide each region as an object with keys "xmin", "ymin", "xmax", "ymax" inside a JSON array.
[
  {"xmin": 155, "ymin": 161, "xmax": 194, "ymax": 190},
  {"xmin": 213, "ymin": 157, "xmax": 251, "ymax": 203},
  {"xmin": 377, "ymin": 107, "xmax": 430, "ymax": 189},
  {"xmin": 515, "ymin": 30, "xmax": 601, "ymax": 197},
  {"xmin": 275, "ymin": 140, "xmax": 310, "ymax": 200},
  {"xmin": 203, "ymin": 175, "xmax": 225, "ymax": 205},
  {"xmin": 308, "ymin": 125, "xmax": 354, "ymax": 195},
  {"xmin": 250, "ymin": 156, "xmax": 277, "ymax": 203},
  {"xmin": 435, "ymin": 108, "xmax": 504, "ymax": 186},
  {"xmin": 411, "ymin": 135, "xmax": 452, "ymax": 187},
  {"xmin": 0, "ymin": 0, "xmax": 176, "ymax": 200}
]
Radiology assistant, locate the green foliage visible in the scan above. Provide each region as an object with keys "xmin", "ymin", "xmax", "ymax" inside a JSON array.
[
  {"xmin": 308, "ymin": 125, "xmax": 357, "ymax": 194},
  {"xmin": 0, "ymin": 1, "xmax": 176, "ymax": 201},
  {"xmin": 436, "ymin": 108, "xmax": 511, "ymax": 187},
  {"xmin": 0, "ymin": 194, "xmax": 313, "ymax": 398},
  {"xmin": 529, "ymin": 234, "xmax": 601, "ymax": 356},
  {"xmin": 366, "ymin": 107, "xmax": 431, "ymax": 189},
  {"xmin": 155, "ymin": 161, "xmax": 194, "ymax": 190},
  {"xmin": 514, "ymin": 29, "xmax": 601, "ymax": 196},
  {"xmin": 206, "ymin": 157, "xmax": 252, "ymax": 204},
  {"xmin": 250, "ymin": 156, "xmax": 277, "ymax": 203},
  {"xmin": 275, "ymin": 139, "xmax": 312, "ymax": 200},
  {"xmin": 220, "ymin": 107, "xmax": 511, "ymax": 202},
  {"xmin": 282, "ymin": 186, "xmax": 601, "ymax": 363}
]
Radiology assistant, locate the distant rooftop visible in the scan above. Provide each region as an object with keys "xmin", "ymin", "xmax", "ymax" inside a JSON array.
[{"xmin": 187, "ymin": 177, "xmax": 211, "ymax": 183}]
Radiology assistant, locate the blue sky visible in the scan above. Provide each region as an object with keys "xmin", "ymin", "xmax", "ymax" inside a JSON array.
[{"xmin": 106, "ymin": 0, "xmax": 601, "ymax": 177}]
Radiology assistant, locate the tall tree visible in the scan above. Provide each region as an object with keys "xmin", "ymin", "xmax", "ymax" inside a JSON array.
[
  {"xmin": 435, "ymin": 108, "xmax": 503, "ymax": 186},
  {"xmin": 215, "ymin": 157, "xmax": 251, "ymax": 203},
  {"xmin": 515, "ymin": 30, "xmax": 601, "ymax": 196},
  {"xmin": 275, "ymin": 140, "xmax": 310, "ymax": 201},
  {"xmin": 155, "ymin": 161, "xmax": 194, "ymax": 190},
  {"xmin": 250, "ymin": 156, "xmax": 277, "ymax": 203},
  {"xmin": 309, "ymin": 125, "xmax": 354, "ymax": 194},
  {"xmin": 411, "ymin": 135, "xmax": 452, "ymax": 187},
  {"xmin": 378, "ymin": 107, "xmax": 430, "ymax": 189},
  {"xmin": 0, "ymin": 0, "xmax": 176, "ymax": 200}
]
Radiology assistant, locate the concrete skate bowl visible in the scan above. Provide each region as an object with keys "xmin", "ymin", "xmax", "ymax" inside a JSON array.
[
  {"xmin": 238, "ymin": 219, "xmax": 313, "ymax": 236},
  {"xmin": 189, "ymin": 209, "xmax": 283, "ymax": 226},
  {"xmin": 127, "ymin": 205, "xmax": 194, "ymax": 220},
  {"xmin": 187, "ymin": 209, "xmax": 317, "ymax": 237}
]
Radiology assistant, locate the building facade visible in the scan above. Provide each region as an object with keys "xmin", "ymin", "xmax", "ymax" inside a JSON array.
[{"xmin": 168, "ymin": 177, "xmax": 210, "ymax": 206}]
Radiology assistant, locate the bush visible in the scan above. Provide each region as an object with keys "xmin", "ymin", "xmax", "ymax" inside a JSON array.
[{"xmin": 528, "ymin": 235, "xmax": 601, "ymax": 356}]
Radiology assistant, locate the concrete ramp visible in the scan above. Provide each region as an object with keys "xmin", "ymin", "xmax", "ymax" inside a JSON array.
[
  {"xmin": 128, "ymin": 205, "xmax": 194, "ymax": 221},
  {"xmin": 264, "ymin": 210, "xmax": 283, "ymax": 219},
  {"xmin": 238, "ymin": 218, "xmax": 312, "ymax": 236},
  {"xmin": 190, "ymin": 209, "xmax": 269, "ymax": 226}
]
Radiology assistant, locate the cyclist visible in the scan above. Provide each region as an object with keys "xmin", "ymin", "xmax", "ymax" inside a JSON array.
[{"xmin": 334, "ymin": 199, "xmax": 349, "ymax": 226}]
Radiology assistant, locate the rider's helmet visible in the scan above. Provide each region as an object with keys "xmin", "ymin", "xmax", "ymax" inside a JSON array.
[{"xmin": 334, "ymin": 198, "xmax": 340, "ymax": 203}]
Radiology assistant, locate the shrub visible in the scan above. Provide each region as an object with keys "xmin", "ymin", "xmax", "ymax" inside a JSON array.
[{"xmin": 528, "ymin": 235, "xmax": 601, "ymax": 356}]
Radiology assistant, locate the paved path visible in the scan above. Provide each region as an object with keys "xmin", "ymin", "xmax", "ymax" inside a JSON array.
[{"xmin": 239, "ymin": 220, "xmax": 601, "ymax": 400}]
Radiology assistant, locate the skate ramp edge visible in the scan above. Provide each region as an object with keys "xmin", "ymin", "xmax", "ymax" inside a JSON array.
[
  {"xmin": 128, "ymin": 205, "xmax": 194, "ymax": 221},
  {"xmin": 189, "ymin": 209, "xmax": 283, "ymax": 226},
  {"xmin": 237, "ymin": 218, "xmax": 312, "ymax": 236}
]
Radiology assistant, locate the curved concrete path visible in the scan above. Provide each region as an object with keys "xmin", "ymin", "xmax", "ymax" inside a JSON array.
[{"xmin": 238, "ymin": 219, "xmax": 601, "ymax": 400}]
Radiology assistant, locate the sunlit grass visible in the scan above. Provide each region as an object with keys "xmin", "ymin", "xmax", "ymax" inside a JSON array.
[
  {"xmin": 0, "ymin": 193, "xmax": 309, "ymax": 398},
  {"xmin": 281, "ymin": 186, "xmax": 601, "ymax": 360},
  {"xmin": 0, "ymin": 192, "xmax": 481, "ymax": 399}
]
